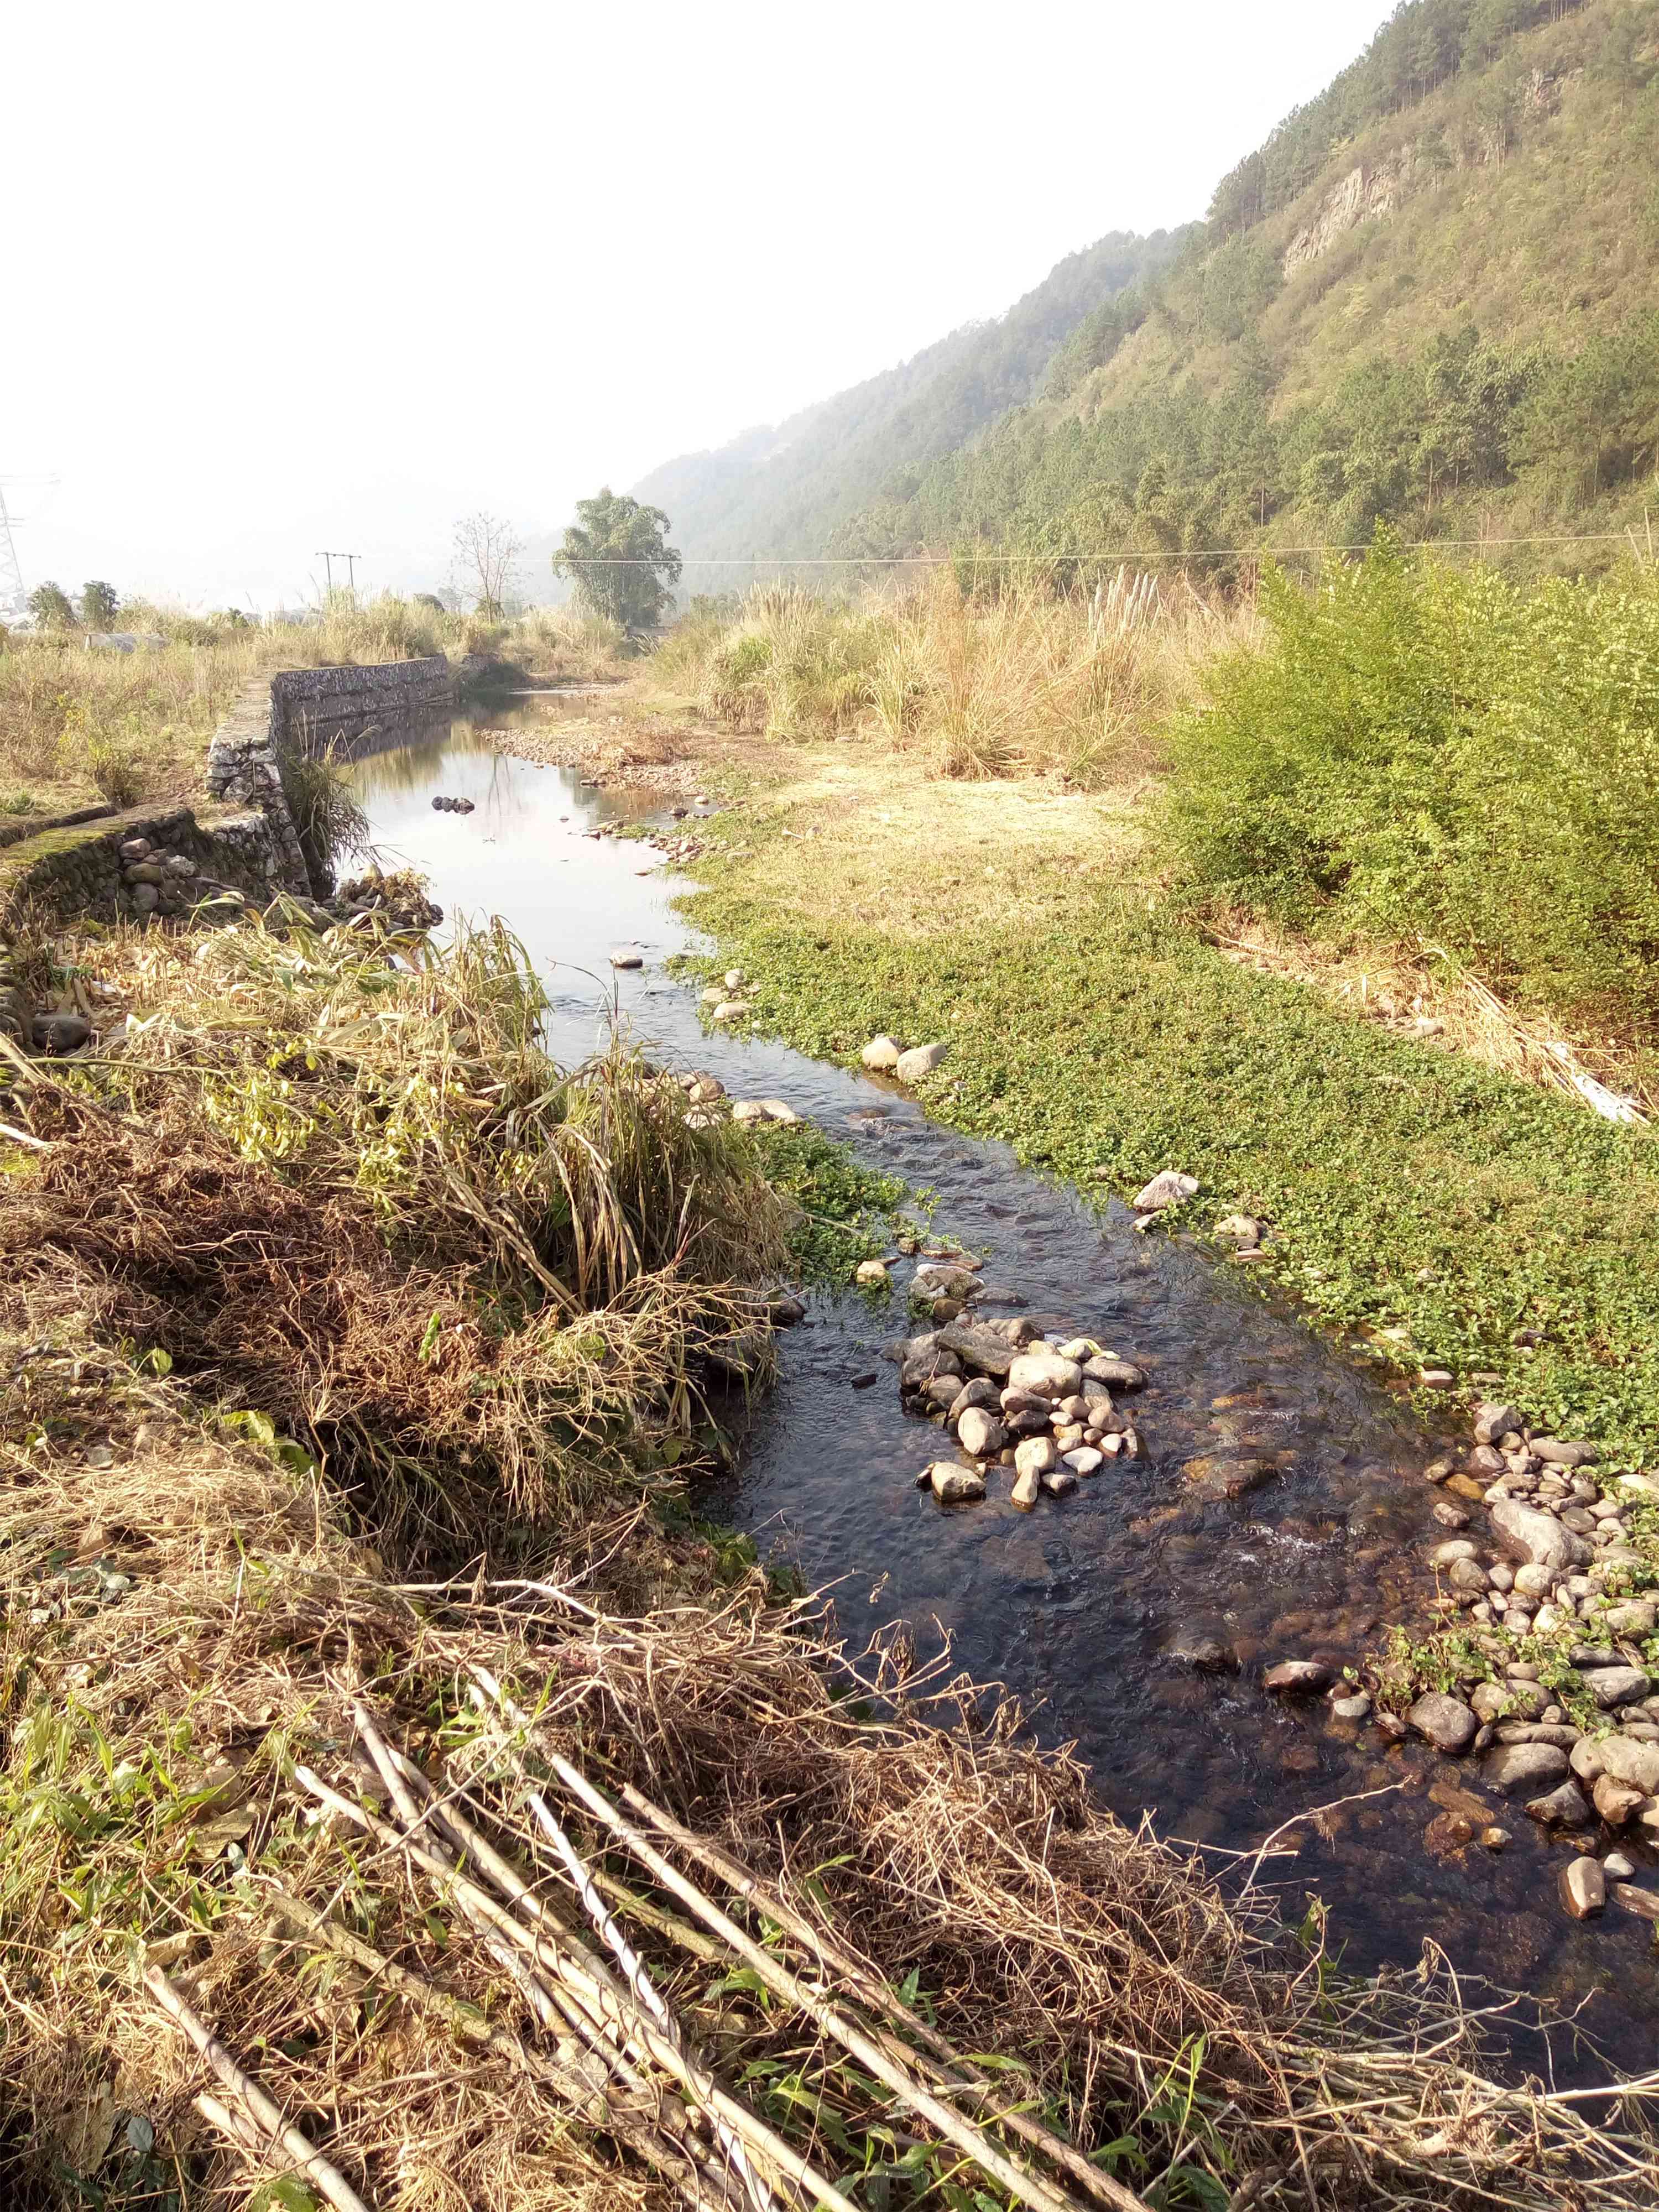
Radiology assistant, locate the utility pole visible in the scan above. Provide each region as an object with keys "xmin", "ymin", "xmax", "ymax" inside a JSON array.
[{"xmin": 315, "ymin": 550, "xmax": 363, "ymax": 601}]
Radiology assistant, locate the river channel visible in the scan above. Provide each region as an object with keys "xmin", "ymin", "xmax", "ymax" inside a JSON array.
[{"xmin": 344, "ymin": 711, "xmax": 1659, "ymax": 2079}]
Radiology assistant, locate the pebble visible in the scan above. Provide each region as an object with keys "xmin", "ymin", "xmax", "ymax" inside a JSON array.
[
  {"xmin": 1525, "ymin": 1780, "xmax": 1591, "ymax": 1826},
  {"xmin": 609, "ymin": 946, "xmax": 644, "ymax": 969},
  {"xmin": 1063, "ymin": 1447, "xmax": 1104, "ymax": 1478},
  {"xmin": 1489, "ymin": 1498, "xmax": 1579, "ymax": 1573},
  {"xmin": 1559, "ymin": 1857, "xmax": 1606, "ymax": 1919},
  {"xmin": 1583, "ymin": 1666, "xmax": 1652, "ymax": 1709},
  {"xmin": 1041, "ymin": 1465, "xmax": 1079, "ymax": 1496},
  {"xmin": 1011, "ymin": 1464, "xmax": 1041, "ymax": 1511},
  {"xmin": 1473, "ymin": 1401, "xmax": 1524, "ymax": 1446},
  {"xmin": 928, "ymin": 1462, "xmax": 985, "ymax": 1504},
  {"xmin": 1483, "ymin": 1741, "xmax": 1569, "ymax": 1794},
  {"xmin": 957, "ymin": 1408, "xmax": 1005, "ymax": 1458},
  {"xmin": 895, "ymin": 1042, "xmax": 948, "ymax": 1084},
  {"xmin": 711, "ymin": 1000, "xmax": 750, "ymax": 1024},
  {"xmin": 1407, "ymin": 1693, "xmax": 1479, "ymax": 1754},
  {"xmin": 1331, "ymin": 1692, "xmax": 1371, "ymax": 1721},
  {"xmin": 1592, "ymin": 1773, "xmax": 1647, "ymax": 1826},
  {"xmin": 1214, "ymin": 1213, "xmax": 1261, "ymax": 1247},
  {"xmin": 947, "ymin": 1378, "xmax": 998, "ymax": 1420},
  {"xmin": 1131, "ymin": 1169, "xmax": 1198, "ymax": 1212},
  {"xmin": 1014, "ymin": 1436, "xmax": 1058, "ymax": 1479},
  {"xmin": 1008, "ymin": 1352, "xmax": 1083, "ymax": 1397},
  {"xmin": 860, "ymin": 1035, "xmax": 902, "ymax": 1071},
  {"xmin": 1264, "ymin": 1660, "xmax": 1331, "ymax": 1693},
  {"xmin": 854, "ymin": 1259, "xmax": 890, "ymax": 1287},
  {"xmin": 1596, "ymin": 1738, "xmax": 1659, "ymax": 1794}
]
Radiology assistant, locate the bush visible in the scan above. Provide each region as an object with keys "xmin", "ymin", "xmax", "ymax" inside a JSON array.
[
  {"xmin": 1162, "ymin": 542, "xmax": 1659, "ymax": 1039},
  {"xmin": 86, "ymin": 737, "xmax": 142, "ymax": 808}
]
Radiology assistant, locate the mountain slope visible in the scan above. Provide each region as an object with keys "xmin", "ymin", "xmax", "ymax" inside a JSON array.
[
  {"xmin": 631, "ymin": 229, "xmax": 1185, "ymax": 574},
  {"xmin": 841, "ymin": 0, "xmax": 1659, "ymax": 568}
]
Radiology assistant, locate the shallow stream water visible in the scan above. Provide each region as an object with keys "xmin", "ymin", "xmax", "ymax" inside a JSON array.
[{"xmin": 345, "ymin": 713, "xmax": 1659, "ymax": 2077}]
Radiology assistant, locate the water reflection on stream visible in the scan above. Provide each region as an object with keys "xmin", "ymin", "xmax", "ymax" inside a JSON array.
[{"xmin": 346, "ymin": 716, "xmax": 1659, "ymax": 2076}]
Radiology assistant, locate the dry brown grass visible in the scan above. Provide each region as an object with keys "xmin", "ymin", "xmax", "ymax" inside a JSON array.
[
  {"xmin": 649, "ymin": 570, "xmax": 1255, "ymax": 789},
  {"xmin": 0, "ymin": 599, "xmax": 622, "ymax": 821},
  {"xmin": 0, "ymin": 913, "xmax": 791, "ymax": 1555},
  {"xmin": 4, "ymin": 912, "xmax": 1659, "ymax": 2212}
]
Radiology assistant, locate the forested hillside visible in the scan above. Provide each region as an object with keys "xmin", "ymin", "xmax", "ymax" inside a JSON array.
[
  {"xmin": 635, "ymin": 0, "xmax": 1659, "ymax": 577},
  {"xmin": 631, "ymin": 230, "xmax": 1183, "ymax": 574},
  {"xmin": 841, "ymin": 0, "xmax": 1659, "ymax": 568}
]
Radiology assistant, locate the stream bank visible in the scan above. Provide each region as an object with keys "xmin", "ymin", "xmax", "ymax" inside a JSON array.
[{"xmin": 340, "ymin": 708, "xmax": 1659, "ymax": 2075}]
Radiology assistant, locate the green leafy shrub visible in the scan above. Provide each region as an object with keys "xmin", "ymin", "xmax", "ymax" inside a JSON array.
[{"xmin": 1163, "ymin": 544, "xmax": 1659, "ymax": 1043}]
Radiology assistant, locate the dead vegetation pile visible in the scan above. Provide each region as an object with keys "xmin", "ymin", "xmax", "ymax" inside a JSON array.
[
  {"xmin": 0, "ymin": 914, "xmax": 789, "ymax": 1555},
  {"xmin": 3, "ymin": 912, "xmax": 1658, "ymax": 2212}
]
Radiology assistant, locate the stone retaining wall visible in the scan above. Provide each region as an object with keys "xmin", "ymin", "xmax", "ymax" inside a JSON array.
[
  {"xmin": 1, "ymin": 656, "xmax": 455, "ymax": 938},
  {"xmin": 0, "ymin": 801, "xmax": 116, "ymax": 853},
  {"xmin": 0, "ymin": 801, "xmax": 280, "ymax": 934},
  {"xmin": 204, "ymin": 655, "xmax": 455, "ymax": 894}
]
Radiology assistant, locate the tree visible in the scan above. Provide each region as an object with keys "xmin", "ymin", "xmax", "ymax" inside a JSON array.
[
  {"xmin": 80, "ymin": 579, "xmax": 119, "ymax": 628},
  {"xmin": 452, "ymin": 512, "xmax": 523, "ymax": 619},
  {"xmin": 27, "ymin": 581, "xmax": 75, "ymax": 629},
  {"xmin": 552, "ymin": 488, "xmax": 682, "ymax": 637}
]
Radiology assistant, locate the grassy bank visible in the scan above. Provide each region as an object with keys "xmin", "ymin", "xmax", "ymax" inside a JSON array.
[
  {"xmin": 0, "ymin": 599, "xmax": 628, "ymax": 822},
  {"xmin": 4, "ymin": 909, "xmax": 1653, "ymax": 2209},
  {"xmin": 676, "ymin": 747, "xmax": 1659, "ymax": 1476}
]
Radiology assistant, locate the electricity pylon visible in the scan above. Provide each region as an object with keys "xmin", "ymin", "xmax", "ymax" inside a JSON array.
[
  {"xmin": 0, "ymin": 485, "xmax": 24, "ymax": 619},
  {"xmin": 0, "ymin": 476, "xmax": 61, "ymax": 621}
]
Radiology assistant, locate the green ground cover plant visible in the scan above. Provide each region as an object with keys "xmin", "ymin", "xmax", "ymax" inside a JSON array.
[{"xmin": 685, "ymin": 811, "xmax": 1659, "ymax": 1470}]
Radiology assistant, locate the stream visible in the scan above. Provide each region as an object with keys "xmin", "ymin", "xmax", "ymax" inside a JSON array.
[{"xmin": 345, "ymin": 711, "xmax": 1659, "ymax": 2079}]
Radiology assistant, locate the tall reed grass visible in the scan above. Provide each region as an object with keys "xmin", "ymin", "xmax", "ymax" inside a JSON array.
[{"xmin": 656, "ymin": 568, "xmax": 1249, "ymax": 786}]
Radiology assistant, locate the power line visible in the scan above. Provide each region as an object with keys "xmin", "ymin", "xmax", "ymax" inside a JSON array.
[{"xmin": 560, "ymin": 529, "xmax": 1652, "ymax": 566}]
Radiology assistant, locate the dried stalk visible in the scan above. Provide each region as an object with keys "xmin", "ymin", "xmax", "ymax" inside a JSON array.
[
  {"xmin": 143, "ymin": 1964, "xmax": 373, "ymax": 2212},
  {"xmin": 262, "ymin": 1888, "xmax": 732, "ymax": 2212},
  {"xmin": 506, "ymin": 1720, "xmax": 1129, "ymax": 2212},
  {"xmin": 524, "ymin": 1786, "xmax": 783, "ymax": 2212},
  {"xmin": 614, "ymin": 1772, "xmax": 1140, "ymax": 2212},
  {"xmin": 296, "ymin": 1763, "xmax": 843, "ymax": 2212}
]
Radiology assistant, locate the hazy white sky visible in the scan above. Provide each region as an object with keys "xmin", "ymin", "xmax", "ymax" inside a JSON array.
[{"xmin": 6, "ymin": 0, "xmax": 1389, "ymax": 610}]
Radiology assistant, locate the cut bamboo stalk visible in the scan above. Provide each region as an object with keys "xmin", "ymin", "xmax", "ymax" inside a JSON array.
[
  {"xmin": 195, "ymin": 2090, "xmax": 268, "ymax": 2158},
  {"xmin": 294, "ymin": 1766, "xmax": 839, "ymax": 2212},
  {"xmin": 470, "ymin": 1671, "xmax": 1143, "ymax": 2212},
  {"xmin": 526, "ymin": 1746, "xmax": 1129, "ymax": 2212},
  {"xmin": 614, "ymin": 1775, "xmax": 1138, "ymax": 2211},
  {"xmin": 525, "ymin": 1786, "xmax": 784, "ymax": 2212},
  {"xmin": 143, "ymin": 1965, "xmax": 374, "ymax": 2212},
  {"xmin": 350, "ymin": 1695, "xmax": 446, "ymax": 1851},
  {"xmin": 263, "ymin": 1889, "xmax": 731, "ymax": 2211}
]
